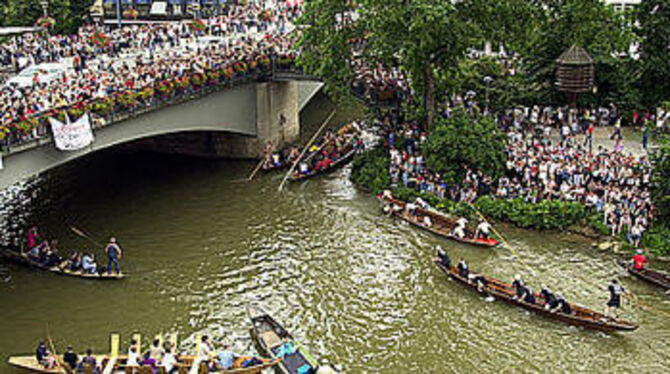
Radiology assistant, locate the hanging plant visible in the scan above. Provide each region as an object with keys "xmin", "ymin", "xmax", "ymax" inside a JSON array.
[
  {"xmin": 91, "ymin": 30, "xmax": 110, "ymax": 48},
  {"xmin": 123, "ymin": 8, "xmax": 139, "ymax": 19},
  {"xmin": 189, "ymin": 19, "xmax": 207, "ymax": 32},
  {"xmin": 35, "ymin": 16, "xmax": 56, "ymax": 29}
]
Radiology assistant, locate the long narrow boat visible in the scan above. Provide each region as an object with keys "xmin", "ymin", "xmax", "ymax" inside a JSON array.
[
  {"xmin": 378, "ymin": 194, "xmax": 500, "ymax": 248},
  {"xmin": 290, "ymin": 147, "xmax": 358, "ymax": 182},
  {"xmin": 247, "ymin": 305, "xmax": 338, "ymax": 374},
  {"xmin": 0, "ymin": 248, "xmax": 125, "ymax": 280},
  {"xmin": 434, "ymin": 254, "xmax": 638, "ymax": 332},
  {"xmin": 9, "ymin": 333, "xmax": 280, "ymax": 374},
  {"xmin": 618, "ymin": 260, "xmax": 670, "ymax": 290}
]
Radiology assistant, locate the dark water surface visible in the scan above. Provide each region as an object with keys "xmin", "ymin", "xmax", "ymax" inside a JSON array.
[{"xmin": 1, "ymin": 151, "xmax": 670, "ymax": 372}]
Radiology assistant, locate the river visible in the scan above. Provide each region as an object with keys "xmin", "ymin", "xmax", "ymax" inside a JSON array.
[{"xmin": 1, "ymin": 144, "xmax": 670, "ymax": 372}]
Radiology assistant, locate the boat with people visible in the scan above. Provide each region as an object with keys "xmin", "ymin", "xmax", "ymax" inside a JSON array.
[
  {"xmin": 0, "ymin": 247, "xmax": 125, "ymax": 280},
  {"xmin": 434, "ymin": 251, "xmax": 638, "ymax": 332},
  {"xmin": 618, "ymin": 259, "xmax": 670, "ymax": 290},
  {"xmin": 8, "ymin": 332, "xmax": 280, "ymax": 374},
  {"xmin": 378, "ymin": 193, "xmax": 500, "ymax": 248},
  {"xmin": 247, "ymin": 305, "xmax": 340, "ymax": 374},
  {"xmin": 289, "ymin": 124, "xmax": 362, "ymax": 183}
]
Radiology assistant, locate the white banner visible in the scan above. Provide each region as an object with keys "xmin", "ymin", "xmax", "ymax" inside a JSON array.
[{"xmin": 49, "ymin": 113, "xmax": 94, "ymax": 151}]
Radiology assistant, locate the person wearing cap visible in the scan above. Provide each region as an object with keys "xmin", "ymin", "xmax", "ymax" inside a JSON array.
[
  {"xmin": 63, "ymin": 345, "xmax": 78, "ymax": 371},
  {"xmin": 457, "ymin": 258, "xmax": 469, "ymax": 278},
  {"xmin": 632, "ymin": 249, "xmax": 648, "ymax": 270},
  {"xmin": 551, "ymin": 294, "xmax": 572, "ymax": 314},
  {"xmin": 606, "ymin": 279, "xmax": 625, "ymax": 319},
  {"xmin": 540, "ymin": 286, "xmax": 558, "ymax": 310},
  {"xmin": 105, "ymin": 237, "xmax": 123, "ymax": 275},
  {"xmin": 436, "ymin": 246, "xmax": 451, "ymax": 268},
  {"xmin": 512, "ymin": 275, "xmax": 529, "ymax": 301}
]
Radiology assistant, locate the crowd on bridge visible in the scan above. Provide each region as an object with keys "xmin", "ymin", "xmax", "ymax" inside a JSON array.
[
  {"xmin": 385, "ymin": 96, "xmax": 658, "ymax": 246},
  {"xmin": 0, "ymin": 1, "xmax": 304, "ymax": 148}
]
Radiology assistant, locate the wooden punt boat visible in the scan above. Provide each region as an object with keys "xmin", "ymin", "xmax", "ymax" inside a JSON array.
[
  {"xmin": 434, "ymin": 254, "xmax": 638, "ymax": 332},
  {"xmin": 289, "ymin": 147, "xmax": 358, "ymax": 182},
  {"xmin": 9, "ymin": 333, "xmax": 280, "ymax": 374},
  {"xmin": 0, "ymin": 248, "xmax": 125, "ymax": 280},
  {"xmin": 378, "ymin": 194, "xmax": 500, "ymax": 248},
  {"xmin": 618, "ymin": 260, "xmax": 670, "ymax": 290},
  {"xmin": 247, "ymin": 305, "xmax": 337, "ymax": 374}
]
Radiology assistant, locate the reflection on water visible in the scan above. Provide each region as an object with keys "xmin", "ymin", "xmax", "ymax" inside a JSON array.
[{"xmin": 1, "ymin": 151, "xmax": 670, "ymax": 372}]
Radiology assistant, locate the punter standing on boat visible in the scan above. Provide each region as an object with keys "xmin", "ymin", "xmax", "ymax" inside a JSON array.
[
  {"xmin": 606, "ymin": 279, "xmax": 625, "ymax": 319},
  {"xmin": 105, "ymin": 237, "xmax": 123, "ymax": 275}
]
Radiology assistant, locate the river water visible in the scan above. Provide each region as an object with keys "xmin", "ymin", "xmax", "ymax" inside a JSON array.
[{"xmin": 1, "ymin": 147, "xmax": 670, "ymax": 372}]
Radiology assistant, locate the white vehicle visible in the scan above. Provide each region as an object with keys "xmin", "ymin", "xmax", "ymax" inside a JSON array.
[{"xmin": 6, "ymin": 63, "xmax": 67, "ymax": 88}]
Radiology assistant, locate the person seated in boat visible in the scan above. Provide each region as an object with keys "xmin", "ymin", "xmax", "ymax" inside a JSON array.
[
  {"xmin": 551, "ymin": 294, "xmax": 572, "ymax": 315},
  {"xmin": 454, "ymin": 217, "xmax": 468, "ymax": 237},
  {"xmin": 275, "ymin": 338, "xmax": 297, "ymax": 358},
  {"xmin": 44, "ymin": 241, "xmax": 63, "ymax": 267},
  {"xmin": 161, "ymin": 347, "xmax": 179, "ymax": 374},
  {"xmin": 69, "ymin": 251, "xmax": 82, "ymax": 272},
  {"xmin": 149, "ymin": 339, "xmax": 164, "ymax": 360},
  {"xmin": 436, "ymin": 246, "xmax": 451, "ymax": 268},
  {"xmin": 35, "ymin": 341, "xmax": 49, "ymax": 366},
  {"xmin": 474, "ymin": 220, "xmax": 492, "ymax": 240},
  {"xmin": 512, "ymin": 274, "xmax": 526, "ymax": 300},
  {"xmin": 405, "ymin": 201, "xmax": 417, "ymax": 217},
  {"xmin": 80, "ymin": 349, "xmax": 97, "ymax": 372},
  {"xmin": 468, "ymin": 273, "xmax": 489, "ymax": 292},
  {"xmin": 523, "ymin": 286, "xmax": 536, "ymax": 304},
  {"xmin": 540, "ymin": 286, "xmax": 559, "ymax": 310},
  {"xmin": 450, "ymin": 224, "xmax": 466, "ymax": 239},
  {"xmin": 63, "ymin": 345, "xmax": 78, "ymax": 371},
  {"xmin": 422, "ymin": 215, "xmax": 432, "ymax": 228},
  {"xmin": 127, "ymin": 343, "xmax": 140, "ymax": 367},
  {"xmin": 140, "ymin": 351, "xmax": 158, "ymax": 372},
  {"xmin": 288, "ymin": 146, "xmax": 300, "ymax": 162},
  {"xmin": 214, "ymin": 343, "xmax": 237, "ymax": 370},
  {"xmin": 457, "ymin": 258, "xmax": 469, "ymax": 278},
  {"xmin": 415, "ymin": 197, "xmax": 429, "ymax": 210},
  {"xmin": 81, "ymin": 253, "xmax": 97, "ymax": 274},
  {"xmin": 632, "ymin": 249, "xmax": 648, "ymax": 270},
  {"xmin": 606, "ymin": 279, "xmax": 625, "ymax": 319},
  {"xmin": 28, "ymin": 242, "xmax": 44, "ymax": 261},
  {"xmin": 299, "ymin": 161, "xmax": 310, "ymax": 175}
]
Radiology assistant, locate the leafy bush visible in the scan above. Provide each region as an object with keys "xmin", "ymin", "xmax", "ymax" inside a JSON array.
[
  {"xmin": 350, "ymin": 146, "xmax": 390, "ymax": 193},
  {"xmin": 642, "ymin": 225, "xmax": 670, "ymax": 257},
  {"xmin": 422, "ymin": 107, "xmax": 507, "ymax": 185},
  {"xmin": 474, "ymin": 196, "xmax": 586, "ymax": 230}
]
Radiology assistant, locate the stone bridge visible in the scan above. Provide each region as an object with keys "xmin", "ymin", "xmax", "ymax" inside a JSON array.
[{"xmin": 0, "ymin": 77, "xmax": 323, "ymax": 190}]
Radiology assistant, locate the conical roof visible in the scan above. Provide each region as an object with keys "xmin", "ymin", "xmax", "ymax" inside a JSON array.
[{"xmin": 556, "ymin": 45, "xmax": 593, "ymax": 66}]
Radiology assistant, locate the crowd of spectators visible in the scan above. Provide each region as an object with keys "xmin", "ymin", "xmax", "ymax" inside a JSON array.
[
  {"xmin": 385, "ymin": 97, "xmax": 656, "ymax": 246},
  {"xmin": 0, "ymin": 1, "xmax": 303, "ymax": 147}
]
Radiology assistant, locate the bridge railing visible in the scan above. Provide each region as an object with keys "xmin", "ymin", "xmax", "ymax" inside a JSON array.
[{"xmin": 0, "ymin": 58, "xmax": 310, "ymax": 155}]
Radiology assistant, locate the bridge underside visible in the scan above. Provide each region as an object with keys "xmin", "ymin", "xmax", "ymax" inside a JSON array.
[{"xmin": 0, "ymin": 80, "xmax": 323, "ymax": 190}]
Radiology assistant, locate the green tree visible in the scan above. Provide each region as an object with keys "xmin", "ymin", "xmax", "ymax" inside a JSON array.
[
  {"xmin": 636, "ymin": 0, "xmax": 670, "ymax": 106},
  {"xmin": 0, "ymin": 0, "xmax": 90, "ymax": 35},
  {"xmin": 650, "ymin": 139, "xmax": 670, "ymax": 223},
  {"xmin": 422, "ymin": 108, "xmax": 507, "ymax": 185},
  {"xmin": 298, "ymin": 0, "xmax": 537, "ymax": 127},
  {"xmin": 523, "ymin": 0, "xmax": 637, "ymax": 108}
]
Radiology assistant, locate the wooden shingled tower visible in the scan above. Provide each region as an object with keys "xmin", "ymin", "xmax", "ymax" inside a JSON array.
[{"xmin": 556, "ymin": 45, "xmax": 594, "ymax": 106}]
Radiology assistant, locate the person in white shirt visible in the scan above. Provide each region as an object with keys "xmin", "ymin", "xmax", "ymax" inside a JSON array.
[
  {"xmin": 161, "ymin": 347, "xmax": 178, "ymax": 374},
  {"xmin": 475, "ymin": 221, "xmax": 492, "ymax": 240}
]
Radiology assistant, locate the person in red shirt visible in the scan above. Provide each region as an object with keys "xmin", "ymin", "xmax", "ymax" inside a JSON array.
[{"xmin": 632, "ymin": 249, "xmax": 648, "ymax": 270}]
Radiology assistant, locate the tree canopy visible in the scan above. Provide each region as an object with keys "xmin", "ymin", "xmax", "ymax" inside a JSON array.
[
  {"xmin": 422, "ymin": 108, "xmax": 507, "ymax": 185},
  {"xmin": 635, "ymin": 0, "xmax": 670, "ymax": 107},
  {"xmin": 0, "ymin": 0, "xmax": 90, "ymax": 35}
]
